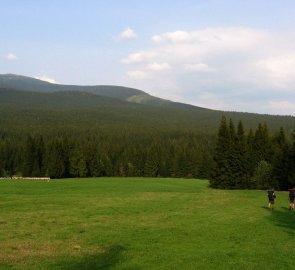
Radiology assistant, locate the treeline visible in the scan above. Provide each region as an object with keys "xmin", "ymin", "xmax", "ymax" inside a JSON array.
[
  {"xmin": 0, "ymin": 131, "xmax": 215, "ymax": 180},
  {"xmin": 211, "ymin": 116, "xmax": 295, "ymax": 190},
  {"xmin": 1, "ymin": 116, "xmax": 294, "ymax": 190}
]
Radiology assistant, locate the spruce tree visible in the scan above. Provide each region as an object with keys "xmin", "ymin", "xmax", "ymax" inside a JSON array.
[
  {"xmin": 144, "ymin": 142, "xmax": 161, "ymax": 177},
  {"xmin": 253, "ymin": 123, "xmax": 272, "ymax": 163},
  {"xmin": 253, "ymin": 160, "xmax": 275, "ymax": 189},
  {"xmin": 288, "ymin": 131, "xmax": 295, "ymax": 187},
  {"xmin": 211, "ymin": 116, "xmax": 231, "ymax": 188},
  {"xmin": 198, "ymin": 150, "xmax": 214, "ymax": 179},
  {"xmin": 246, "ymin": 129, "xmax": 256, "ymax": 180},
  {"xmin": 235, "ymin": 121, "xmax": 249, "ymax": 187},
  {"xmin": 272, "ymin": 127, "xmax": 290, "ymax": 190},
  {"xmin": 227, "ymin": 119, "xmax": 239, "ymax": 188},
  {"xmin": 69, "ymin": 143, "xmax": 87, "ymax": 177},
  {"xmin": 22, "ymin": 135, "xmax": 36, "ymax": 176},
  {"xmin": 47, "ymin": 138, "xmax": 69, "ymax": 178},
  {"xmin": 33, "ymin": 135, "xmax": 46, "ymax": 176}
]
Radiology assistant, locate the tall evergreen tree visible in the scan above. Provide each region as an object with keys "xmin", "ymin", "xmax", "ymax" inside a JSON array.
[
  {"xmin": 47, "ymin": 138, "xmax": 69, "ymax": 178},
  {"xmin": 211, "ymin": 116, "xmax": 231, "ymax": 188},
  {"xmin": 69, "ymin": 143, "xmax": 87, "ymax": 177},
  {"xmin": 245, "ymin": 128, "xmax": 256, "ymax": 180},
  {"xmin": 227, "ymin": 118, "xmax": 239, "ymax": 188},
  {"xmin": 253, "ymin": 123, "xmax": 272, "ymax": 163},
  {"xmin": 288, "ymin": 131, "xmax": 295, "ymax": 187},
  {"xmin": 253, "ymin": 160, "xmax": 276, "ymax": 189},
  {"xmin": 197, "ymin": 150, "xmax": 214, "ymax": 179},
  {"xmin": 144, "ymin": 142, "xmax": 161, "ymax": 177},
  {"xmin": 272, "ymin": 127, "xmax": 290, "ymax": 189},
  {"xmin": 235, "ymin": 121, "xmax": 250, "ymax": 187},
  {"xmin": 22, "ymin": 135, "xmax": 36, "ymax": 176},
  {"xmin": 33, "ymin": 135, "xmax": 46, "ymax": 176}
]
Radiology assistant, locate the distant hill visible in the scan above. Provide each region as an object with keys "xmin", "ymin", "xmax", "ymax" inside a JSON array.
[
  {"xmin": 1, "ymin": 73, "xmax": 295, "ymax": 135},
  {"xmin": 0, "ymin": 87, "xmax": 295, "ymax": 135},
  {"xmin": 0, "ymin": 88, "xmax": 133, "ymax": 109},
  {"xmin": 0, "ymin": 74, "xmax": 176, "ymax": 108}
]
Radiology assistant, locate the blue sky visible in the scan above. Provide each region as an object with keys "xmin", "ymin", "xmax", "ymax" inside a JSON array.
[{"xmin": 1, "ymin": 1, "xmax": 295, "ymax": 115}]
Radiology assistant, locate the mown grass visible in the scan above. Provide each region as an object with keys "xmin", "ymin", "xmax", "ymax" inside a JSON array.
[{"xmin": 0, "ymin": 178, "xmax": 295, "ymax": 269}]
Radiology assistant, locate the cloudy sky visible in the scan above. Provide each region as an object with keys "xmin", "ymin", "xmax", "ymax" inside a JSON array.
[{"xmin": 1, "ymin": 1, "xmax": 295, "ymax": 115}]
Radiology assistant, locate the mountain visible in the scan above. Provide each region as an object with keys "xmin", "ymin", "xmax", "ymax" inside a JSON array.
[
  {"xmin": 0, "ymin": 88, "xmax": 133, "ymax": 109},
  {"xmin": 0, "ymin": 73, "xmax": 295, "ymax": 135},
  {"xmin": 0, "ymin": 74, "xmax": 176, "ymax": 108}
]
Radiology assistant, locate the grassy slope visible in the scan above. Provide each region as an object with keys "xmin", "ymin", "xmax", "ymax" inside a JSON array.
[{"xmin": 0, "ymin": 178, "xmax": 295, "ymax": 270}]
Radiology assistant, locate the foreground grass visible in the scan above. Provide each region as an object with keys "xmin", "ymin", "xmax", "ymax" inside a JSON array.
[{"xmin": 0, "ymin": 178, "xmax": 294, "ymax": 270}]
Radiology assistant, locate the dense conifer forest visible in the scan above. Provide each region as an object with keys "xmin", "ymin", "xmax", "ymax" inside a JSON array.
[
  {"xmin": 211, "ymin": 117, "xmax": 295, "ymax": 190},
  {"xmin": 0, "ymin": 75, "xmax": 295, "ymax": 189},
  {"xmin": 1, "ymin": 114, "xmax": 294, "ymax": 190}
]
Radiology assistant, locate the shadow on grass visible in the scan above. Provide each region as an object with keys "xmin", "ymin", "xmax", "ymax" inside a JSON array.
[
  {"xmin": 52, "ymin": 245, "xmax": 125, "ymax": 270},
  {"xmin": 0, "ymin": 263, "xmax": 13, "ymax": 270},
  {"xmin": 264, "ymin": 206, "xmax": 295, "ymax": 235}
]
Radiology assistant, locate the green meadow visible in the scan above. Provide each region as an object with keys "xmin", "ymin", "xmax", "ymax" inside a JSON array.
[{"xmin": 0, "ymin": 178, "xmax": 295, "ymax": 270}]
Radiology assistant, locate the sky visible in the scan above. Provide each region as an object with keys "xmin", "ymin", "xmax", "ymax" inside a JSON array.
[{"xmin": 1, "ymin": 0, "xmax": 295, "ymax": 115}]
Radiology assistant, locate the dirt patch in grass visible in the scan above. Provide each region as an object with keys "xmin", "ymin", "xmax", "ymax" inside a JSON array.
[
  {"xmin": 0, "ymin": 241, "xmax": 107, "ymax": 268},
  {"xmin": 50, "ymin": 245, "xmax": 125, "ymax": 270}
]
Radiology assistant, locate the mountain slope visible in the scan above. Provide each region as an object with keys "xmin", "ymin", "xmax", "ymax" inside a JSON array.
[
  {"xmin": 0, "ymin": 74, "xmax": 174, "ymax": 107},
  {"xmin": 0, "ymin": 88, "xmax": 136, "ymax": 109},
  {"xmin": 0, "ymin": 88, "xmax": 294, "ymax": 135}
]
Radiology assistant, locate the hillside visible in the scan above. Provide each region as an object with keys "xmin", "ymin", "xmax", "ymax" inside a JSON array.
[
  {"xmin": 0, "ymin": 74, "xmax": 238, "ymax": 112},
  {"xmin": 1, "ymin": 79, "xmax": 295, "ymax": 182},
  {"xmin": 0, "ymin": 90, "xmax": 219, "ymax": 140},
  {"xmin": 0, "ymin": 88, "xmax": 135, "ymax": 109},
  {"xmin": 0, "ymin": 74, "xmax": 174, "ymax": 107},
  {"xmin": 0, "ymin": 86, "xmax": 294, "ymax": 135}
]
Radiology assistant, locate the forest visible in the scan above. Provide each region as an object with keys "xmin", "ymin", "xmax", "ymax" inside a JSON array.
[
  {"xmin": 211, "ymin": 117, "xmax": 295, "ymax": 190},
  {"xmin": 0, "ymin": 80, "xmax": 295, "ymax": 190},
  {"xmin": 0, "ymin": 114, "xmax": 294, "ymax": 190}
]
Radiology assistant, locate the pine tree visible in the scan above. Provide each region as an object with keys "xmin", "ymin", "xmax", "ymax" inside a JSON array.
[
  {"xmin": 211, "ymin": 116, "xmax": 231, "ymax": 188},
  {"xmin": 253, "ymin": 160, "xmax": 275, "ymax": 189},
  {"xmin": 47, "ymin": 138, "xmax": 69, "ymax": 178},
  {"xmin": 22, "ymin": 135, "xmax": 36, "ymax": 176},
  {"xmin": 69, "ymin": 143, "xmax": 87, "ymax": 177},
  {"xmin": 227, "ymin": 119, "xmax": 239, "ymax": 188},
  {"xmin": 197, "ymin": 150, "xmax": 214, "ymax": 179},
  {"xmin": 288, "ymin": 131, "xmax": 295, "ymax": 187},
  {"xmin": 0, "ymin": 140, "xmax": 17, "ymax": 177},
  {"xmin": 235, "ymin": 121, "xmax": 249, "ymax": 188},
  {"xmin": 245, "ymin": 129, "xmax": 256, "ymax": 181},
  {"xmin": 253, "ymin": 123, "xmax": 272, "ymax": 163},
  {"xmin": 144, "ymin": 142, "xmax": 161, "ymax": 177},
  {"xmin": 272, "ymin": 127, "xmax": 290, "ymax": 190},
  {"xmin": 34, "ymin": 135, "xmax": 46, "ymax": 176}
]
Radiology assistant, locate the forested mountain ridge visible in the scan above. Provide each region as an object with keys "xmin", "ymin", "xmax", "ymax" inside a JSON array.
[
  {"xmin": 0, "ymin": 74, "xmax": 174, "ymax": 107},
  {"xmin": 0, "ymin": 88, "xmax": 138, "ymax": 109},
  {"xmin": 0, "ymin": 76, "xmax": 295, "ymax": 183},
  {"xmin": 0, "ymin": 86, "xmax": 294, "ymax": 135}
]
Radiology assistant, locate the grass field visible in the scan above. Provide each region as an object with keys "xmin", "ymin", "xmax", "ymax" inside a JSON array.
[{"xmin": 0, "ymin": 178, "xmax": 295, "ymax": 270}]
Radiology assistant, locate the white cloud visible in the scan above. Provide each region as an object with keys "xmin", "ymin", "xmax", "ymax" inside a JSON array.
[
  {"xmin": 121, "ymin": 27, "xmax": 295, "ymax": 115},
  {"xmin": 187, "ymin": 92, "xmax": 227, "ymax": 110},
  {"xmin": 126, "ymin": 70, "xmax": 148, "ymax": 80},
  {"xmin": 4, "ymin": 53, "xmax": 17, "ymax": 60},
  {"xmin": 269, "ymin": 101, "xmax": 295, "ymax": 110},
  {"xmin": 147, "ymin": 62, "xmax": 171, "ymax": 71},
  {"xmin": 121, "ymin": 51, "xmax": 156, "ymax": 64},
  {"xmin": 120, "ymin": 27, "xmax": 137, "ymax": 40},
  {"xmin": 185, "ymin": 63, "xmax": 216, "ymax": 72},
  {"xmin": 35, "ymin": 76, "xmax": 57, "ymax": 84},
  {"xmin": 255, "ymin": 54, "xmax": 295, "ymax": 87},
  {"xmin": 152, "ymin": 31, "xmax": 192, "ymax": 43}
]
